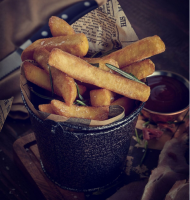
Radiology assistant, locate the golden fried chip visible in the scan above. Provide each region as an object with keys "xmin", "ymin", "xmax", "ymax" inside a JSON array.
[
  {"xmin": 90, "ymin": 89, "xmax": 115, "ymax": 106},
  {"xmin": 39, "ymin": 104, "xmax": 55, "ymax": 114},
  {"xmin": 21, "ymin": 40, "xmax": 43, "ymax": 61},
  {"xmin": 23, "ymin": 61, "xmax": 53, "ymax": 93},
  {"xmin": 33, "ymin": 48, "xmax": 77, "ymax": 106},
  {"xmin": 103, "ymin": 35, "xmax": 165, "ymax": 68},
  {"xmin": 77, "ymin": 84, "xmax": 87, "ymax": 97},
  {"xmin": 49, "ymin": 16, "xmax": 75, "ymax": 37},
  {"xmin": 121, "ymin": 59, "xmax": 155, "ymax": 80},
  {"xmin": 83, "ymin": 57, "xmax": 119, "ymax": 73},
  {"xmin": 33, "ymin": 47, "xmax": 50, "ymax": 71},
  {"xmin": 111, "ymin": 97, "xmax": 135, "ymax": 116},
  {"xmin": 21, "ymin": 33, "xmax": 89, "ymax": 61},
  {"xmin": 23, "ymin": 61, "xmax": 77, "ymax": 105},
  {"xmin": 48, "ymin": 48, "xmax": 150, "ymax": 102},
  {"xmin": 51, "ymin": 100, "xmax": 109, "ymax": 121}
]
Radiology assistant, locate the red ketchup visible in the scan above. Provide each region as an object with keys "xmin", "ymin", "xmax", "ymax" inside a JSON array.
[{"xmin": 144, "ymin": 75, "xmax": 189, "ymax": 113}]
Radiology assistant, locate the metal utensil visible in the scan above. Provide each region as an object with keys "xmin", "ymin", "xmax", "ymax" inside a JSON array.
[{"xmin": 0, "ymin": 0, "xmax": 99, "ymax": 80}]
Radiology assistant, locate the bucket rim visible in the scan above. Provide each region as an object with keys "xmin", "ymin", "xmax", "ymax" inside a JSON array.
[{"xmin": 21, "ymin": 91, "xmax": 145, "ymax": 132}]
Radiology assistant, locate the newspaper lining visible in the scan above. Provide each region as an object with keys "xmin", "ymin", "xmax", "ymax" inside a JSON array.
[
  {"xmin": 71, "ymin": 0, "xmax": 138, "ymax": 55},
  {"xmin": 0, "ymin": 97, "xmax": 14, "ymax": 131}
]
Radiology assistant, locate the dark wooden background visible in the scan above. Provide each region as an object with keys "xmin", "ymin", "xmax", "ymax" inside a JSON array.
[{"xmin": 0, "ymin": 0, "xmax": 189, "ymax": 199}]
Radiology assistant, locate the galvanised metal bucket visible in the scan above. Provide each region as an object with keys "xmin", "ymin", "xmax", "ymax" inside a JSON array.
[{"xmin": 22, "ymin": 91, "xmax": 144, "ymax": 192}]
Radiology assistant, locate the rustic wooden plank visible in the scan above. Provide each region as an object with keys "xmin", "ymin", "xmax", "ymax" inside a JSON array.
[
  {"xmin": 13, "ymin": 133, "xmax": 86, "ymax": 200},
  {"xmin": 13, "ymin": 133, "xmax": 46, "ymax": 200}
]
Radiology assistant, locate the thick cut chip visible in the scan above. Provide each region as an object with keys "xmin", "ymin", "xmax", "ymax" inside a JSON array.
[
  {"xmin": 111, "ymin": 97, "xmax": 135, "ymax": 116},
  {"xmin": 48, "ymin": 48, "xmax": 150, "ymax": 102},
  {"xmin": 121, "ymin": 59, "xmax": 155, "ymax": 80},
  {"xmin": 21, "ymin": 40, "xmax": 42, "ymax": 61},
  {"xmin": 21, "ymin": 33, "xmax": 89, "ymax": 61},
  {"xmin": 23, "ymin": 61, "xmax": 53, "ymax": 93},
  {"xmin": 33, "ymin": 47, "xmax": 50, "ymax": 71},
  {"xmin": 90, "ymin": 89, "xmax": 115, "ymax": 106},
  {"xmin": 33, "ymin": 48, "xmax": 77, "ymax": 106},
  {"xmin": 83, "ymin": 57, "xmax": 119, "ymax": 74},
  {"xmin": 77, "ymin": 84, "xmax": 87, "ymax": 97},
  {"xmin": 51, "ymin": 100, "xmax": 109, "ymax": 121},
  {"xmin": 103, "ymin": 35, "xmax": 165, "ymax": 68},
  {"xmin": 39, "ymin": 104, "xmax": 55, "ymax": 114},
  {"xmin": 23, "ymin": 61, "xmax": 79, "ymax": 106},
  {"xmin": 49, "ymin": 16, "xmax": 75, "ymax": 37}
]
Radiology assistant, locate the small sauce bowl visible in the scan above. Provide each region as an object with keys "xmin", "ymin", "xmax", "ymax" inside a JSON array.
[{"xmin": 141, "ymin": 70, "xmax": 189, "ymax": 123}]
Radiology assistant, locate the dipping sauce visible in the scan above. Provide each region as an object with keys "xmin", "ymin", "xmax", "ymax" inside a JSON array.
[{"xmin": 144, "ymin": 75, "xmax": 189, "ymax": 113}]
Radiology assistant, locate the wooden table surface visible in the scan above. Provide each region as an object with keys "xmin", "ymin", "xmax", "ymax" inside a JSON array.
[{"xmin": 0, "ymin": 0, "xmax": 189, "ymax": 199}]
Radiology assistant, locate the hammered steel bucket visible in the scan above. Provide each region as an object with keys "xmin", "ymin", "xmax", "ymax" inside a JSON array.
[{"xmin": 22, "ymin": 91, "xmax": 144, "ymax": 192}]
